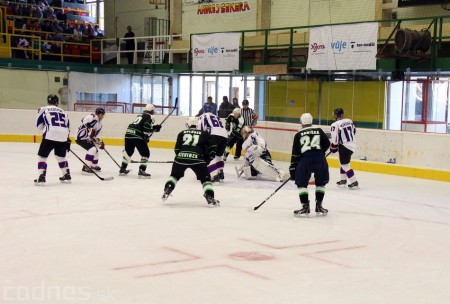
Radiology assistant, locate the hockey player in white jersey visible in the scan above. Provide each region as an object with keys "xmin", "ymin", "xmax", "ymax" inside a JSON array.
[
  {"xmin": 330, "ymin": 107, "xmax": 358, "ymax": 189},
  {"xmin": 76, "ymin": 107, "xmax": 105, "ymax": 174},
  {"xmin": 34, "ymin": 94, "xmax": 71, "ymax": 185},
  {"xmin": 235, "ymin": 126, "xmax": 289, "ymax": 182},
  {"xmin": 197, "ymin": 104, "xmax": 228, "ymax": 182}
]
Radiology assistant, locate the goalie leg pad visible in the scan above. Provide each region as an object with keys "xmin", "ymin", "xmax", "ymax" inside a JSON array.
[
  {"xmin": 242, "ymin": 166, "xmax": 254, "ymax": 179},
  {"xmin": 252, "ymin": 157, "xmax": 285, "ymax": 182}
]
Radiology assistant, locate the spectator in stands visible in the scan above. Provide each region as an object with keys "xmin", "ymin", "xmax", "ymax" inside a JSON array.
[
  {"xmin": 21, "ymin": 18, "xmax": 31, "ymax": 34},
  {"xmin": 124, "ymin": 25, "xmax": 135, "ymax": 64},
  {"xmin": 51, "ymin": 20, "xmax": 62, "ymax": 33},
  {"xmin": 45, "ymin": 7, "xmax": 57, "ymax": 20},
  {"xmin": 12, "ymin": 3, "xmax": 24, "ymax": 21},
  {"xmin": 93, "ymin": 25, "xmax": 103, "ymax": 37},
  {"xmin": 73, "ymin": 23, "xmax": 82, "ymax": 41},
  {"xmin": 218, "ymin": 96, "xmax": 233, "ymax": 118},
  {"xmin": 40, "ymin": 20, "xmax": 52, "ymax": 32},
  {"xmin": 86, "ymin": 23, "xmax": 95, "ymax": 40},
  {"xmin": 61, "ymin": 20, "xmax": 73, "ymax": 35},
  {"xmin": 232, "ymin": 97, "xmax": 240, "ymax": 109},
  {"xmin": 52, "ymin": 0, "xmax": 64, "ymax": 20},
  {"xmin": 17, "ymin": 36, "xmax": 31, "ymax": 59},
  {"xmin": 197, "ymin": 96, "xmax": 218, "ymax": 116},
  {"xmin": 31, "ymin": 5, "xmax": 43, "ymax": 19},
  {"xmin": 30, "ymin": 19, "xmax": 41, "ymax": 32}
]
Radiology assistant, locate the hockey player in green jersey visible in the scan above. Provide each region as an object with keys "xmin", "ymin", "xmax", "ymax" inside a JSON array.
[
  {"xmin": 162, "ymin": 117, "xmax": 220, "ymax": 207},
  {"xmin": 119, "ymin": 104, "xmax": 161, "ymax": 178}
]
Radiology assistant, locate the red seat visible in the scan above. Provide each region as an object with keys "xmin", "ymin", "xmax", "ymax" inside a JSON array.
[{"xmin": 69, "ymin": 45, "xmax": 80, "ymax": 56}]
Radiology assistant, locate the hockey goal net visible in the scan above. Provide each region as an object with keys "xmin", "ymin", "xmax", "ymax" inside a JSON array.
[
  {"xmin": 73, "ymin": 102, "xmax": 127, "ymax": 113},
  {"xmin": 132, "ymin": 103, "xmax": 179, "ymax": 115}
]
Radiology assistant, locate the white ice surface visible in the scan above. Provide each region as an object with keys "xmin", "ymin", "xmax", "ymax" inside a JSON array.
[{"xmin": 1, "ymin": 142, "xmax": 450, "ymax": 304}]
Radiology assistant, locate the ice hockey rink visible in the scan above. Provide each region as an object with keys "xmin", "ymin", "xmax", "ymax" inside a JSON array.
[{"xmin": 1, "ymin": 142, "xmax": 450, "ymax": 304}]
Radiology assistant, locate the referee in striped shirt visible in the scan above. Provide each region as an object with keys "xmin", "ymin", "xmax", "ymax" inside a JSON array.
[{"xmin": 241, "ymin": 99, "xmax": 258, "ymax": 126}]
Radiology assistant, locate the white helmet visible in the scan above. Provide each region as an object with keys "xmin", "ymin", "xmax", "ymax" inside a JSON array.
[
  {"xmin": 241, "ymin": 126, "xmax": 254, "ymax": 139},
  {"xmin": 300, "ymin": 113, "xmax": 313, "ymax": 125},
  {"xmin": 186, "ymin": 117, "xmax": 198, "ymax": 129},
  {"xmin": 232, "ymin": 108, "xmax": 241, "ymax": 116},
  {"xmin": 144, "ymin": 104, "xmax": 155, "ymax": 113}
]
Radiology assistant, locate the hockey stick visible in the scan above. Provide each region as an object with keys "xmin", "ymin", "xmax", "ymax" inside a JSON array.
[
  {"xmin": 148, "ymin": 97, "xmax": 179, "ymax": 139},
  {"xmin": 130, "ymin": 159, "xmax": 173, "ymax": 164},
  {"xmin": 69, "ymin": 149, "xmax": 114, "ymax": 181},
  {"xmin": 253, "ymin": 178, "xmax": 290, "ymax": 211}
]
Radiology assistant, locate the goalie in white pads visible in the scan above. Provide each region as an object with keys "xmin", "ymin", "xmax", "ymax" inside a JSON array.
[{"xmin": 235, "ymin": 126, "xmax": 289, "ymax": 182}]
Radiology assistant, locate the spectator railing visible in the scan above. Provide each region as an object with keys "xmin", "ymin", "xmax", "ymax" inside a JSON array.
[{"xmin": 95, "ymin": 34, "xmax": 190, "ymax": 65}]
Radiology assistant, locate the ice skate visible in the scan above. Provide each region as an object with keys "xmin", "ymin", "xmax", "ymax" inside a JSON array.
[
  {"xmin": 119, "ymin": 167, "xmax": 130, "ymax": 176},
  {"xmin": 212, "ymin": 174, "xmax": 221, "ymax": 183},
  {"xmin": 315, "ymin": 201, "xmax": 328, "ymax": 216},
  {"xmin": 59, "ymin": 174, "xmax": 72, "ymax": 183},
  {"xmin": 138, "ymin": 169, "xmax": 151, "ymax": 179},
  {"xmin": 223, "ymin": 152, "xmax": 229, "ymax": 162},
  {"xmin": 348, "ymin": 181, "xmax": 359, "ymax": 189},
  {"xmin": 162, "ymin": 185, "xmax": 174, "ymax": 202},
  {"xmin": 233, "ymin": 155, "xmax": 240, "ymax": 160},
  {"xmin": 294, "ymin": 202, "xmax": 310, "ymax": 217},
  {"xmin": 336, "ymin": 180, "xmax": 347, "ymax": 186},
  {"xmin": 34, "ymin": 174, "xmax": 46, "ymax": 186},
  {"xmin": 91, "ymin": 165, "xmax": 101, "ymax": 171},
  {"xmin": 81, "ymin": 165, "xmax": 94, "ymax": 175},
  {"xmin": 218, "ymin": 169, "xmax": 224, "ymax": 181},
  {"xmin": 204, "ymin": 194, "xmax": 220, "ymax": 207}
]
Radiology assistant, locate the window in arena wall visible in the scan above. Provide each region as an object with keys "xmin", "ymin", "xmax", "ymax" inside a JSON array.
[
  {"xmin": 131, "ymin": 75, "xmax": 142, "ymax": 104},
  {"xmin": 217, "ymin": 76, "xmax": 230, "ymax": 103},
  {"xmin": 142, "ymin": 75, "xmax": 152, "ymax": 104},
  {"xmin": 192, "ymin": 76, "xmax": 204, "ymax": 115},
  {"xmin": 179, "ymin": 75, "xmax": 191, "ymax": 116},
  {"xmin": 153, "ymin": 75, "xmax": 163, "ymax": 106}
]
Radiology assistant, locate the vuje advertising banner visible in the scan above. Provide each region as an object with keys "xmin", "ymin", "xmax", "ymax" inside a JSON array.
[
  {"xmin": 306, "ymin": 22, "xmax": 378, "ymax": 71},
  {"xmin": 192, "ymin": 32, "xmax": 240, "ymax": 72}
]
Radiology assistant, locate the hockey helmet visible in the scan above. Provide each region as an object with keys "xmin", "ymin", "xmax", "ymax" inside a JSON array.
[
  {"xmin": 203, "ymin": 104, "xmax": 212, "ymax": 113},
  {"xmin": 232, "ymin": 107, "xmax": 241, "ymax": 116},
  {"xmin": 333, "ymin": 108, "xmax": 344, "ymax": 119},
  {"xmin": 241, "ymin": 126, "xmax": 254, "ymax": 139},
  {"xmin": 242, "ymin": 99, "xmax": 249, "ymax": 106},
  {"xmin": 95, "ymin": 107, "xmax": 105, "ymax": 115},
  {"xmin": 144, "ymin": 104, "xmax": 155, "ymax": 114},
  {"xmin": 186, "ymin": 117, "xmax": 198, "ymax": 129},
  {"xmin": 300, "ymin": 113, "xmax": 313, "ymax": 126},
  {"xmin": 47, "ymin": 94, "xmax": 59, "ymax": 105}
]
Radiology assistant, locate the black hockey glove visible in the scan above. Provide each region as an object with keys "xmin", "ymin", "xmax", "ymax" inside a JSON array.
[
  {"xmin": 66, "ymin": 138, "xmax": 71, "ymax": 152},
  {"xmin": 225, "ymin": 123, "xmax": 230, "ymax": 131},
  {"xmin": 153, "ymin": 124, "xmax": 162, "ymax": 132}
]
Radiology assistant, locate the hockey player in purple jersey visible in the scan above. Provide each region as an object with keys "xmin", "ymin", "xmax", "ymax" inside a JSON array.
[
  {"xmin": 330, "ymin": 107, "xmax": 359, "ymax": 189},
  {"xmin": 34, "ymin": 94, "xmax": 71, "ymax": 185}
]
